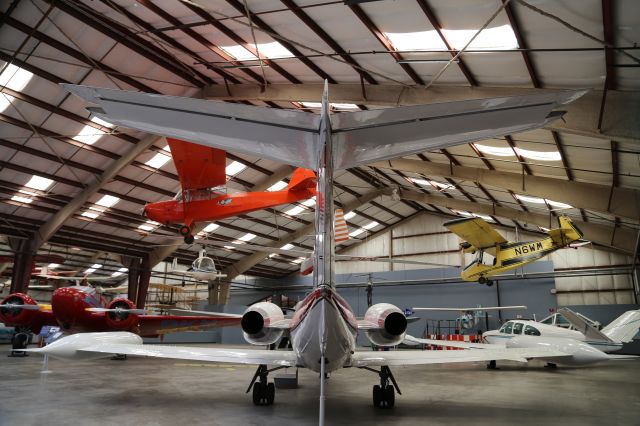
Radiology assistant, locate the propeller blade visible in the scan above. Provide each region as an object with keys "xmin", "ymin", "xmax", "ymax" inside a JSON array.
[
  {"xmin": 86, "ymin": 307, "xmax": 147, "ymax": 315},
  {"xmin": 0, "ymin": 303, "xmax": 41, "ymax": 310}
]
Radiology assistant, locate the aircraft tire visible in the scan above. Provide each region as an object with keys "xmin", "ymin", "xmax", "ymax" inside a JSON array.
[
  {"xmin": 372, "ymin": 385, "xmax": 382, "ymax": 407},
  {"xmin": 486, "ymin": 280, "xmax": 494, "ymax": 287},
  {"xmin": 184, "ymin": 234, "xmax": 195, "ymax": 244},
  {"xmin": 384, "ymin": 385, "xmax": 395, "ymax": 408},
  {"xmin": 252, "ymin": 382, "xmax": 264, "ymax": 405},
  {"xmin": 266, "ymin": 382, "xmax": 275, "ymax": 405},
  {"xmin": 478, "ymin": 277, "xmax": 487, "ymax": 285},
  {"xmin": 179, "ymin": 225, "xmax": 191, "ymax": 236}
]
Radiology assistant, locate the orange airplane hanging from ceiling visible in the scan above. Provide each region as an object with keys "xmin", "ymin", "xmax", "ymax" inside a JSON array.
[{"xmin": 143, "ymin": 138, "xmax": 317, "ymax": 243}]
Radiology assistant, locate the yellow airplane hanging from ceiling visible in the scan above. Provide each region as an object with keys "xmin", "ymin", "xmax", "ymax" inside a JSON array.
[{"xmin": 446, "ymin": 215, "xmax": 584, "ymax": 286}]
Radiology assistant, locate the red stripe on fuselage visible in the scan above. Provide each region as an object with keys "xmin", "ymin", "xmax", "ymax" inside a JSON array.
[{"xmin": 290, "ymin": 287, "xmax": 357, "ymax": 331}]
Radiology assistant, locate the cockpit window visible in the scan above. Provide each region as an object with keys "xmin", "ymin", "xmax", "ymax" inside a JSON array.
[
  {"xmin": 194, "ymin": 257, "xmax": 216, "ymax": 272},
  {"xmin": 499, "ymin": 321, "xmax": 513, "ymax": 334},
  {"xmin": 524, "ymin": 325, "xmax": 541, "ymax": 336},
  {"xmin": 513, "ymin": 322, "xmax": 523, "ymax": 335}
]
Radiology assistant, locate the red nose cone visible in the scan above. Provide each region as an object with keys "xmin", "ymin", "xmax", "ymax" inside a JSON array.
[{"xmin": 52, "ymin": 287, "xmax": 86, "ymax": 330}]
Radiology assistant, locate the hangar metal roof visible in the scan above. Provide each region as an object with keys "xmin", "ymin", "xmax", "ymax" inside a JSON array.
[{"xmin": 0, "ymin": 0, "xmax": 638, "ymax": 282}]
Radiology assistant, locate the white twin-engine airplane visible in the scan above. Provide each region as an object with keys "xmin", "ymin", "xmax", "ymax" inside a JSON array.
[
  {"xmin": 29, "ymin": 81, "xmax": 585, "ymax": 424},
  {"xmin": 405, "ymin": 307, "xmax": 640, "ymax": 367}
]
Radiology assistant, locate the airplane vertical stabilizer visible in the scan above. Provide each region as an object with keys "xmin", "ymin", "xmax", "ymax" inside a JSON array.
[{"xmin": 601, "ymin": 310, "xmax": 640, "ymax": 343}]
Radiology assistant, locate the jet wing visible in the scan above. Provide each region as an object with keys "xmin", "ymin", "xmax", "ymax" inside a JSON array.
[
  {"xmin": 349, "ymin": 346, "xmax": 570, "ymax": 367},
  {"xmin": 444, "ymin": 217, "xmax": 507, "ymax": 255},
  {"xmin": 62, "ymin": 84, "xmax": 585, "ymax": 171},
  {"xmin": 137, "ymin": 314, "xmax": 242, "ymax": 336},
  {"xmin": 403, "ymin": 335, "xmax": 497, "ymax": 349},
  {"xmin": 70, "ymin": 343, "xmax": 297, "ymax": 366},
  {"xmin": 166, "ymin": 138, "xmax": 227, "ymax": 191}
]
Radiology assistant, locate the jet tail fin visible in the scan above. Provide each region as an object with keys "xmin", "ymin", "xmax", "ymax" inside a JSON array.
[
  {"xmin": 334, "ymin": 208, "xmax": 349, "ymax": 245},
  {"xmin": 287, "ymin": 168, "xmax": 316, "ymax": 192},
  {"xmin": 558, "ymin": 308, "xmax": 614, "ymax": 342},
  {"xmin": 548, "ymin": 216, "xmax": 583, "ymax": 245},
  {"xmin": 601, "ymin": 310, "xmax": 640, "ymax": 343}
]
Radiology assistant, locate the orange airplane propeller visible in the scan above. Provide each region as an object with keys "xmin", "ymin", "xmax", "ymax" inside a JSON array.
[{"xmin": 143, "ymin": 138, "xmax": 316, "ymax": 243}]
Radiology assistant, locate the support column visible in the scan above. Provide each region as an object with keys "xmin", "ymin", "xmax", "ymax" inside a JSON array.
[
  {"xmin": 9, "ymin": 239, "xmax": 33, "ymax": 294},
  {"xmin": 125, "ymin": 257, "xmax": 140, "ymax": 303},
  {"xmin": 136, "ymin": 255, "xmax": 151, "ymax": 309}
]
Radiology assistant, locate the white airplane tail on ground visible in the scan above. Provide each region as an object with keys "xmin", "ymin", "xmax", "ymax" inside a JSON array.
[{"xmin": 559, "ymin": 308, "xmax": 640, "ymax": 344}]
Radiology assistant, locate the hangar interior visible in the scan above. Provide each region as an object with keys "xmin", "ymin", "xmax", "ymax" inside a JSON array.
[{"xmin": 0, "ymin": 0, "xmax": 639, "ymax": 425}]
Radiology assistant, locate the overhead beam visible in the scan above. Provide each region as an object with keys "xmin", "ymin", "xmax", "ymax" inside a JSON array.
[
  {"xmin": 202, "ymin": 84, "xmax": 640, "ymax": 143},
  {"xmin": 388, "ymin": 188, "xmax": 636, "ymax": 254},
  {"xmin": 31, "ymin": 135, "xmax": 161, "ymax": 250},
  {"xmin": 371, "ymin": 158, "xmax": 640, "ymax": 221}
]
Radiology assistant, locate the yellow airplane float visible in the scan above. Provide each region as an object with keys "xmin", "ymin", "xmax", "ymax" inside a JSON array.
[{"xmin": 446, "ymin": 215, "xmax": 584, "ymax": 286}]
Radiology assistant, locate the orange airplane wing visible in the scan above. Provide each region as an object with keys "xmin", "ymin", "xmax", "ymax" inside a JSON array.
[{"xmin": 167, "ymin": 138, "xmax": 227, "ymax": 191}]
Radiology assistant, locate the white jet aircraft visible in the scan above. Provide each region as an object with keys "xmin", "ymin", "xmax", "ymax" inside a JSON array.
[
  {"xmin": 29, "ymin": 81, "xmax": 585, "ymax": 424},
  {"xmin": 405, "ymin": 307, "xmax": 640, "ymax": 368}
]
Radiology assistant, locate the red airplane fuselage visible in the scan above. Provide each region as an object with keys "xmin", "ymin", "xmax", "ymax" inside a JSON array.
[
  {"xmin": 144, "ymin": 187, "xmax": 315, "ymax": 227},
  {"xmin": 0, "ymin": 287, "xmax": 241, "ymax": 337}
]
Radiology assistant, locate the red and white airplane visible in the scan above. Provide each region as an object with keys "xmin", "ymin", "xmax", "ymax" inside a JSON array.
[
  {"xmin": 32, "ymin": 81, "xmax": 585, "ymax": 423},
  {"xmin": 0, "ymin": 285, "xmax": 240, "ymax": 337},
  {"xmin": 143, "ymin": 138, "xmax": 316, "ymax": 243}
]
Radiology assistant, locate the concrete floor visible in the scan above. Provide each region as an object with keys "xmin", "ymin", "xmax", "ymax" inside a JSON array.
[{"xmin": 2, "ymin": 344, "xmax": 640, "ymax": 426}]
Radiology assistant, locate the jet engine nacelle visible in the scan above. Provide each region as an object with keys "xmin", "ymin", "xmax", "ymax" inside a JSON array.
[
  {"xmin": 506, "ymin": 335, "xmax": 610, "ymax": 366},
  {"xmin": 0, "ymin": 293, "xmax": 39, "ymax": 328},
  {"xmin": 241, "ymin": 302, "xmax": 284, "ymax": 345},
  {"xmin": 104, "ymin": 299, "xmax": 139, "ymax": 331},
  {"xmin": 363, "ymin": 303, "xmax": 408, "ymax": 347}
]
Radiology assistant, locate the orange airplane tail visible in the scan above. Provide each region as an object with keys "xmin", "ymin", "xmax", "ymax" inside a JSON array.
[{"xmin": 288, "ymin": 168, "xmax": 316, "ymax": 192}]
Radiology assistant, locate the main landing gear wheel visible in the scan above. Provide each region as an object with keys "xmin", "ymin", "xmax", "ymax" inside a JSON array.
[
  {"xmin": 478, "ymin": 277, "xmax": 494, "ymax": 286},
  {"xmin": 487, "ymin": 360, "xmax": 498, "ymax": 370},
  {"xmin": 248, "ymin": 364, "xmax": 282, "ymax": 406},
  {"xmin": 365, "ymin": 366, "xmax": 400, "ymax": 409},
  {"xmin": 183, "ymin": 234, "xmax": 194, "ymax": 244}
]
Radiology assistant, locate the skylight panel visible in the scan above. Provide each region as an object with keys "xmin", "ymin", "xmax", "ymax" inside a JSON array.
[
  {"xmin": 444, "ymin": 25, "xmax": 518, "ymax": 50},
  {"xmin": 138, "ymin": 220, "xmax": 160, "ymax": 232},
  {"xmin": 291, "ymin": 257, "xmax": 305, "ymax": 264},
  {"xmin": 429, "ymin": 180, "xmax": 456, "ymax": 190},
  {"xmin": 515, "ymin": 148, "xmax": 562, "ymax": 162},
  {"xmin": 112, "ymin": 266, "xmax": 128, "ymax": 277},
  {"xmin": 202, "ymin": 223, "xmax": 220, "ymax": 233},
  {"xmin": 284, "ymin": 205, "xmax": 305, "ymax": 216},
  {"xmin": 349, "ymin": 228, "xmax": 365, "ymax": 238},
  {"xmin": 221, "ymin": 45, "xmax": 257, "ymax": 61},
  {"xmin": 546, "ymin": 200, "xmax": 573, "ymax": 209},
  {"xmin": 256, "ymin": 41, "xmax": 293, "ymax": 59},
  {"xmin": 474, "ymin": 144, "xmax": 515, "ymax": 157},
  {"xmin": 280, "ymin": 243, "xmax": 294, "ymax": 250},
  {"xmin": 233, "ymin": 233, "xmax": 256, "ymax": 244},
  {"xmin": 385, "ymin": 31, "xmax": 447, "ymax": 51},
  {"xmin": 0, "ymin": 64, "xmax": 33, "ymax": 113},
  {"xmin": 81, "ymin": 211, "xmax": 99, "ymax": 219},
  {"xmin": 363, "ymin": 221, "xmax": 380, "ymax": 230},
  {"xmin": 344, "ymin": 211, "xmax": 357, "ymax": 220},
  {"xmin": 91, "ymin": 116, "xmax": 114, "ymax": 128},
  {"xmin": 91, "ymin": 264, "xmax": 102, "ymax": 269},
  {"xmin": 48, "ymin": 263, "xmax": 60, "ymax": 269},
  {"xmin": 84, "ymin": 268, "xmax": 96, "ymax": 274},
  {"xmin": 73, "ymin": 124, "xmax": 106, "ymax": 145},
  {"xmin": 452, "ymin": 210, "xmax": 494, "ymax": 221},
  {"xmin": 299, "ymin": 101, "xmax": 359, "ymax": 111},
  {"xmin": 25, "ymin": 175, "xmax": 53, "ymax": 191},
  {"xmin": 95, "ymin": 194, "xmax": 120, "ymax": 208},
  {"xmin": 267, "ymin": 181, "xmax": 288, "ymax": 192},
  {"xmin": 226, "ymin": 161, "xmax": 246, "ymax": 176},
  {"xmin": 514, "ymin": 194, "xmax": 572, "ymax": 209},
  {"xmin": 302, "ymin": 197, "xmax": 316, "ymax": 207},
  {"xmin": 145, "ymin": 152, "xmax": 171, "ymax": 169},
  {"xmin": 10, "ymin": 195, "xmax": 33, "ymax": 204}
]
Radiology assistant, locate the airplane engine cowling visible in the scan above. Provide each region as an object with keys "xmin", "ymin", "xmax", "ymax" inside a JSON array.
[
  {"xmin": 0, "ymin": 293, "xmax": 39, "ymax": 327},
  {"xmin": 104, "ymin": 299, "xmax": 139, "ymax": 331},
  {"xmin": 241, "ymin": 302, "xmax": 284, "ymax": 345},
  {"xmin": 363, "ymin": 303, "xmax": 408, "ymax": 347}
]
